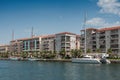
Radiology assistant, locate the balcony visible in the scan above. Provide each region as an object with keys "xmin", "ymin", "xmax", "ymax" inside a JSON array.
[
  {"xmin": 92, "ymin": 45, "xmax": 96, "ymax": 49},
  {"xmin": 110, "ymin": 44, "xmax": 119, "ymax": 49},
  {"xmin": 66, "ymin": 48, "xmax": 70, "ymax": 51},
  {"xmin": 92, "ymin": 33, "xmax": 96, "ymax": 37},
  {"xmin": 99, "ymin": 36, "xmax": 105, "ymax": 40},
  {"xmin": 110, "ymin": 35, "xmax": 119, "ymax": 40},
  {"xmin": 91, "ymin": 37, "xmax": 96, "ymax": 41},
  {"xmin": 110, "ymin": 30, "xmax": 118, "ymax": 35},
  {"xmin": 99, "ymin": 40, "xmax": 105, "ymax": 45},
  {"xmin": 66, "ymin": 41, "xmax": 71, "ymax": 43},
  {"xmin": 100, "ymin": 45, "xmax": 106, "ymax": 48},
  {"xmin": 110, "ymin": 40, "xmax": 118, "ymax": 44},
  {"xmin": 99, "ymin": 32, "xmax": 105, "ymax": 36}
]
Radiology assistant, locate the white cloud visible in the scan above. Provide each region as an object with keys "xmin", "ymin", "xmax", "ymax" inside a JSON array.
[
  {"xmin": 97, "ymin": 0, "xmax": 120, "ymax": 16},
  {"xmin": 86, "ymin": 17, "xmax": 106, "ymax": 27},
  {"xmin": 86, "ymin": 17, "xmax": 120, "ymax": 27}
]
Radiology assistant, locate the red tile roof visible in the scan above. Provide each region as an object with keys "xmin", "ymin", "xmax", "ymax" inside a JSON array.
[
  {"xmin": 10, "ymin": 34, "xmax": 55, "ymax": 42},
  {"xmin": 84, "ymin": 26, "xmax": 120, "ymax": 32},
  {"xmin": 98, "ymin": 26, "xmax": 120, "ymax": 32},
  {"xmin": 41, "ymin": 34, "xmax": 55, "ymax": 38},
  {"xmin": 87, "ymin": 28, "xmax": 98, "ymax": 30},
  {"xmin": 11, "ymin": 36, "xmax": 41, "ymax": 42},
  {"xmin": 56, "ymin": 32, "xmax": 76, "ymax": 35}
]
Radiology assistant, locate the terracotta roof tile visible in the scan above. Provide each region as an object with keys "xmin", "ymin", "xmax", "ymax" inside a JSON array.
[
  {"xmin": 11, "ymin": 36, "xmax": 41, "ymax": 42},
  {"xmin": 98, "ymin": 26, "xmax": 120, "ymax": 32},
  {"xmin": 41, "ymin": 34, "xmax": 55, "ymax": 38},
  {"xmin": 87, "ymin": 28, "xmax": 98, "ymax": 30},
  {"xmin": 56, "ymin": 32, "xmax": 76, "ymax": 35}
]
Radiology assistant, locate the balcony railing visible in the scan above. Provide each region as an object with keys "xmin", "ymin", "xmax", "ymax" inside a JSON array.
[
  {"xmin": 110, "ymin": 30, "xmax": 118, "ymax": 35},
  {"xmin": 110, "ymin": 44, "xmax": 119, "ymax": 49},
  {"xmin": 110, "ymin": 41, "xmax": 118, "ymax": 44}
]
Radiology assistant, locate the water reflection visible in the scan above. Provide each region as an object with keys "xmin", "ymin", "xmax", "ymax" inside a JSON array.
[{"xmin": 0, "ymin": 61, "xmax": 120, "ymax": 80}]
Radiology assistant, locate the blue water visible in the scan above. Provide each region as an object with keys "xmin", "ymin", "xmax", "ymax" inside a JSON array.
[{"xmin": 0, "ymin": 61, "xmax": 120, "ymax": 80}]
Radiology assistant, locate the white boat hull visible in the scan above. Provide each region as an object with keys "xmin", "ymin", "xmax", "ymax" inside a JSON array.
[
  {"xmin": 9, "ymin": 57, "xmax": 19, "ymax": 60},
  {"xmin": 28, "ymin": 58, "xmax": 39, "ymax": 61},
  {"xmin": 72, "ymin": 58, "xmax": 101, "ymax": 64}
]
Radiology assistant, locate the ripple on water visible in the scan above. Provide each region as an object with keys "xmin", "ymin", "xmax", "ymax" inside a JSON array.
[{"xmin": 0, "ymin": 61, "xmax": 120, "ymax": 80}]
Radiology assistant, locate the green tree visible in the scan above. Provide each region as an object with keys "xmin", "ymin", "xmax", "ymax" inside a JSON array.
[
  {"xmin": 96, "ymin": 48, "xmax": 101, "ymax": 53},
  {"xmin": 59, "ymin": 49, "xmax": 66, "ymax": 59},
  {"xmin": 21, "ymin": 52, "xmax": 28, "ymax": 58},
  {"xmin": 77, "ymin": 49, "xmax": 82, "ymax": 57},
  {"xmin": 107, "ymin": 48, "xmax": 113, "ymax": 58},
  {"xmin": 87, "ymin": 49, "xmax": 91, "ymax": 53},
  {"xmin": 71, "ymin": 49, "xmax": 82, "ymax": 58}
]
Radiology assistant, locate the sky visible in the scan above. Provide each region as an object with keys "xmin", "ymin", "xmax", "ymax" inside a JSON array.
[{"xmin": 0, "ymin": 0, "xmax": 120, "ymax": 44}]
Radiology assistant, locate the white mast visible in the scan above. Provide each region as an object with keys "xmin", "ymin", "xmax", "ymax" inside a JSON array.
[
  {"xmin": 83, "ymin": 12, "xmax": 87, "ymax": 54},
  {"xmin": 12, "ymin": 30, "xmax": 14, "ymax": 40},
  {"xmin": 31, "ymin": 27, "xmax": 34, "ymax": 38}
]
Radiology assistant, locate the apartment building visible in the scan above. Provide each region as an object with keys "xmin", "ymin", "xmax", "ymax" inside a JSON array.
[
  {"xmin": 22, "ymin": 37, "xmax": 41, "ymax": 52},
  {"xmin": 41, "ymin": 34, "xmax": 55, "ymax": 51},
  {"xmin": 55, "ymin": 32, "xmax": 80, "ymax": 53},
  {"xmin": 10, "ymin": 40, "xmax": 23, "ymax": 53},
  {"xmin": 80, "ymin": 26, "xmax": 120, "ymax": 56},
  {"xmin": 9, "ymin": 32, "xmax": 80, "ymax": 53},
  {"xmin": 0, "ymin": 45, "xmax": 9, "ymax": 53}
]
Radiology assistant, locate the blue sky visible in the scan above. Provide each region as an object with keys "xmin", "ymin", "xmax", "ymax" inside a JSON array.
[{"xmin": 0, "ymin": 0, "xmax": 120, "ymax": 44}]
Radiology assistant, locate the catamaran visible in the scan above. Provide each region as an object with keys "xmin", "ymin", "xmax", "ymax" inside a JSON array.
[
  {"xmin": 72, "ymin": 55, "xmax": 101, "ymax": 64},
  {"xmin": 71, "ymin": 13, "xmax": 110, "ymax": 64}
]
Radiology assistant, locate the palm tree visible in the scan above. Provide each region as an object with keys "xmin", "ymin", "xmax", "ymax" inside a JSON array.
[
  {"xmin": 47, "ymin": 51, "xmax": 56, "ymax": 59},
  {"xmin": 77, "ymin": 49, "xmax": 82, "ymax": 57},
  {"xmin": 107, "ymin": 48, "xmax": 112, "ymax": 58},
  {"xmin": 59, "ymin": 49, "xmax": 66, "ymax": 59},
  {"xmin": 71, "ymin": 49, "xmax": 82, "ymax": 58},
  {"xmin": 71, "ymin": 49, "xmax": 75, "ymax": 58},
  {"xmin": 21, "ymin": 52, "xmax": 28, "ymax": 58},
  {"xmin": 36, "ymin": 51, "xmax": 41, "ymax": 58},
  {"xmin": 87, "ymin": 49, "xmax": 91, "ymax": 53}
]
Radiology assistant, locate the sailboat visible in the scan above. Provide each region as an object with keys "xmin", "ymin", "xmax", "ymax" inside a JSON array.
[
  {"xmin": 72, "ymin": 13, "xmax": 101, "ymax": 64},
  {"xmin": 72, "ymin": 55, "xmax": 101, "ymax": 64}
]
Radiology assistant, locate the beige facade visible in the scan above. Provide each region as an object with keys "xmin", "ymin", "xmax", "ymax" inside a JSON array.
[
  {"xmin": 10, "ymin": 40, "xmax": 23, "ymax": 53},
  {"xmin": 41, "ymin": 35, "xmax": 55, "ymax": 51},
  {"xmin": 0, "ymin": 45, "xmax": 10, "ymax": 53},
  {"xmin": 55, "ymin": 32, "xmax": 80, "ymax": 53},
  {"xmin": 9, "ymin": 32, "xmax": 80, "ymax": 53}
]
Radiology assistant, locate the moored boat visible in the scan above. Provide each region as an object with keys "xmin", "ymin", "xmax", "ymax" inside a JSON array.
[
  {"xmin": 72, "ymin": 55, "xmax": 101, "ymax": 64},
  {"xmin": 28, "ymin": 58, "xmax": 39, "ymax": 61},
  {"xmin": 9, "ymin": 56, "xmax": 22, "ymax": 60}
]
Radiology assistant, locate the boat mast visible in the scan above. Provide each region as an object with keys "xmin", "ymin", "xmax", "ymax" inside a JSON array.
[
  {"xmin": 12, "ymin": 30, "xmax": 14, "ymax": 40},
  {"xmin": 31, "ymin": 27, "xmax": 34, "ymax": 38},
  {"xmin": 84, "ymin": 12, "xmax": 87, "ymax": 54}
]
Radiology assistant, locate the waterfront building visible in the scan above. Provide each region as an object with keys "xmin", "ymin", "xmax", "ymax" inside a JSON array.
[
  {"xmin": 55, "ymin": 32, "xmax": 80, "ymax": 53},
  {"xmin": 22, "ymin": 37, "xmax": 41, "ymax": 52},
  {"xmin": 80, "ymin": 26, "xmax": 120, "ymax": 56},
  {"xmin": 10, "ymin": 39, "xmax": 23, "ymax": 53},
  {"xmin": 0, "ymin": 45, "xmax": 9, "ymax": 53},
  {"xmin": 9, "ymin": 32, "xmax": 80, "ymax": 54},
  {"xmin": 10, "ymin": 36, "xmax": 42, "ymax": 53},
  {"xmin": 41, "ymin": 34, "xmax": 55, "ymax": 52}
]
